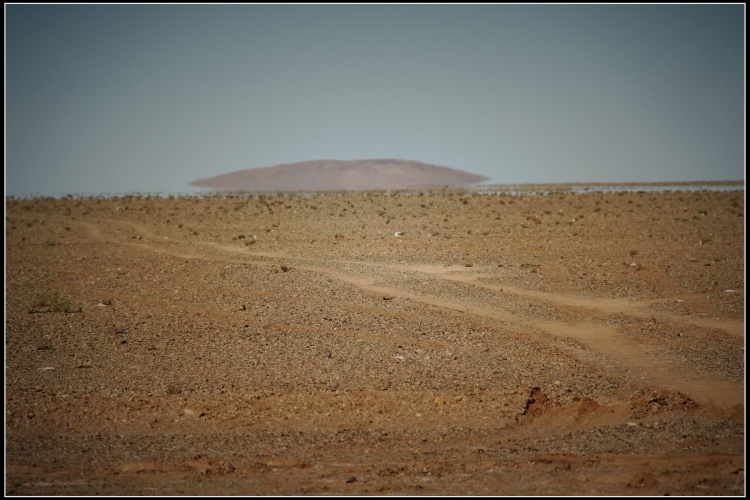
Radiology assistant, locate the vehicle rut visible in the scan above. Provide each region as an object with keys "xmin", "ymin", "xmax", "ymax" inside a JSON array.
[{"xmin": 80, "ymin": 218, "xmax": 744, "ymax": 409}]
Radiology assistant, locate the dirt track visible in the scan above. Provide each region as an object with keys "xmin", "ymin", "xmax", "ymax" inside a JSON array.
[{"xmin": 5, "ymin": 187, "xmax": 745, "ymax": 495}]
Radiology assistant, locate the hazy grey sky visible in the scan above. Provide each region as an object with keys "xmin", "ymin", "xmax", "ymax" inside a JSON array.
[{"xmin": 5, "ymin": 4, "xmax": 745, "ymax": 197}]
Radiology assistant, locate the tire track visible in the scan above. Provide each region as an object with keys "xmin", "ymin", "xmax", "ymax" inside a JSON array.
[
  {"xmin": 80, "ymin": 218, "xmax": 744, "ymax": 409},
  {"xmin": 388, "ymin": 264, "xmax": 744, "ymax": 338}
]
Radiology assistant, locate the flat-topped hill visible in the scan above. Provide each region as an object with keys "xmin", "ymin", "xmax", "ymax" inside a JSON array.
[{"xmin": 189, "ymin": 159, "xmax": 489, "ymax": 191}]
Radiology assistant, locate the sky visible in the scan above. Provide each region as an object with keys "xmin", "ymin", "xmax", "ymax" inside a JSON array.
[{"xmin": 5, "ymin": 4, "xmax": 745, "ymax": 197}]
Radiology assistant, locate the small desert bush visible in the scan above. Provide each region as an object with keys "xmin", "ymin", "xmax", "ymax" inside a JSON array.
[
  {"xmin": 36, "ymin": 340, "xmax": 53, "ymax": 351},
  {"xmin": 30, "ymin": 292, "xmax": 75, "ymax": 313},
  {"xmin": 166, "ymin": 383, "xmax": 182, "ymax": 395}
]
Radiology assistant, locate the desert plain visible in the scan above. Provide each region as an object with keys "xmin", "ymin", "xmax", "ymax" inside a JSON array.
[{"xmin": 4, "ymin": 184, "xmax": 746, "ymax": 495}]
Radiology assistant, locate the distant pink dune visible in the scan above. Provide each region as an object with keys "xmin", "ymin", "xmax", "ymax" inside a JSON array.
[{"xmin": 189, "ymin": 159, "xmax": 489, "ymax": 192}]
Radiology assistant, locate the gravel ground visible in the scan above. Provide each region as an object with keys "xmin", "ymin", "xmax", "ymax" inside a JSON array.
[{"xmin": 4, "ymin": 187, "xmax": 745, "ymax": 495}]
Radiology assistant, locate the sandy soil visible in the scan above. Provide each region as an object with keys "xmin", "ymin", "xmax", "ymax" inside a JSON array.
[{"xmin": 4, "ymin": 187, "xmax": 745, "ymax": 495}]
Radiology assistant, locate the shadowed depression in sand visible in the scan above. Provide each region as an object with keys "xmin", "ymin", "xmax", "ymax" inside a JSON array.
[{"xmin": 4, "ymin": 185, "xmax": 745, "ymax": 495}]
